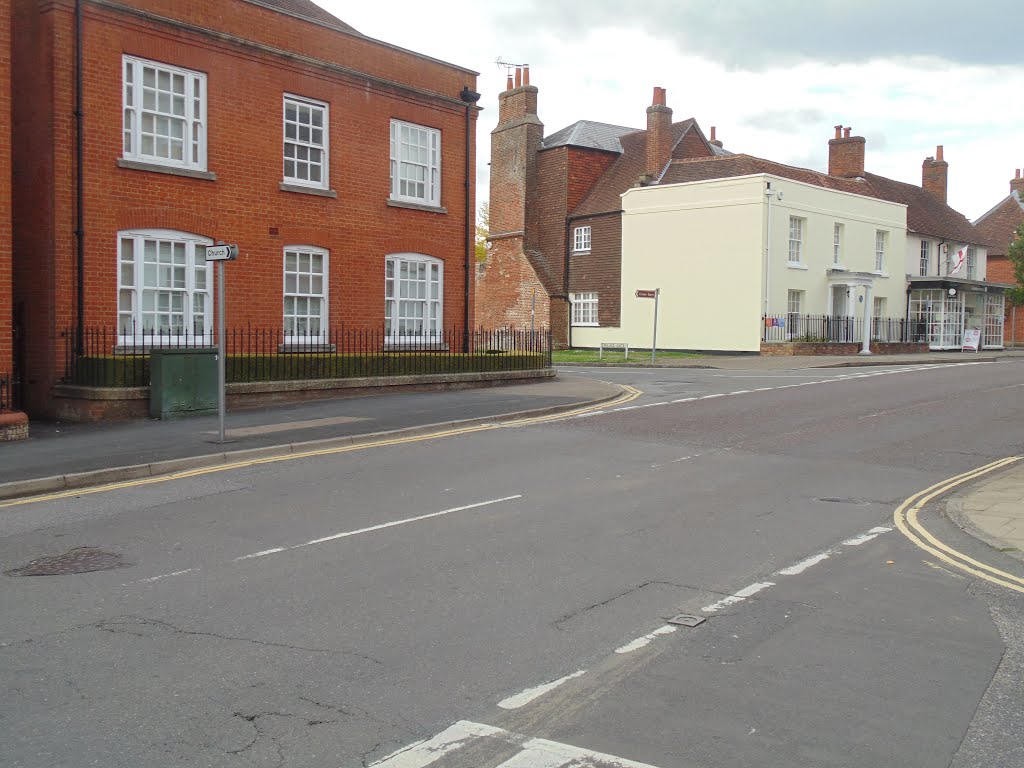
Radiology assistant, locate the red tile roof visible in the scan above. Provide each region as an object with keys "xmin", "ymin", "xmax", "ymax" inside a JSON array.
[
  {"xmin": 247, "ymin": 0, "xmax": 359, "ymax": 33},
  {"xmin": 973, "ymin": 193, "xmax": 1024, "ymax": 257},
  {"xmin": 659, "ymin": 154, "xmax": 982, "ymax": 245}
]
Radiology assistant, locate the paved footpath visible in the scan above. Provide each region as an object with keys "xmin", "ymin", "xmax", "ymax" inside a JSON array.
[{"xmin": 951, "ymin": 462, "xmax": 1024, "ymax": 562}]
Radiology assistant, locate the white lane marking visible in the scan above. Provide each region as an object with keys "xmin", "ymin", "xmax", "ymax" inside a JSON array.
[
  {"xmin": 127, "ymin": 568, "xmax": 194, "ymax": 585},
  {"xmin": 374, "ymin": 721, "xmax": 665, "ymax": 768},
  {"xmin": 702, "ymin": 581, "xmax": 775, "ymax": 613},
  {"xmin": 613, "ymin": 405, "xmax": 642, "ymax": 411},
  {"xmin": 701, "ymin": 393, "xmax": 725, "ymax": 399},
  {"xmin": 671, "ymin": 397, "xmax": 697, "ymax": 403},
  {"xmin": 614, "ymin": 625, "xmax": 677, "ymax": 654},
  {"xmin": 497, "ymin": 670, "xmax": 587, "ymax": 710},
  {"xmin": 842, "ymin": 533, "xmax": 880, "ymax": 546},
  {"xmin": 868, "ymin": 526, "xmax": 893, "ymax": 533},
  {"xmin": 497, "ymin": 737, "xmax": 663, "ymax": 768},
  {"xmin": 370, "ymin": 720, "xmax": 505, "ymax": 768},
  {"xmin": 234, "ymin": 547, "xmax": 286, "ymax": 561},
  {"xmin": 295, "ymin": 496, "xmax": 523, "ymax": 549},
  {"xmin": 777, "ymin": 551, "xmax": 832, "ymax": 575},
  {"xmin": 729, "ymin": 390, "xmax": 752, "ymax": 395},
  {"xmin": 671, "ymin": 454, "xmax": 698, "ymax": 463}
]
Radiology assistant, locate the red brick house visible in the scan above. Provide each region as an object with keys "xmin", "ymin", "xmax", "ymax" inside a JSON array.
[
  {"xmin": 974, "ymin": 170, "xmax": 1024, "ymax": 345},
  {"xmin": 11, "ymin": 0, "xmax": 480, "ymax": 416},
  {"xmin": 0, "ymin": 0, "xmax": 14, "ymax": 414},
  {"xmin": 477, "ymin": 72, "xmax": 724, "ymax": 347}
]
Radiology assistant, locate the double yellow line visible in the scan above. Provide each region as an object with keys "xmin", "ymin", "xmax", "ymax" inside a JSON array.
[
  {"xmin": 894, "ymin": 456, "xmax": 1024, "ymax": 593},
  {"xmin": 0, "ymin": 385, "xmax": 642, "ymax": 509}
]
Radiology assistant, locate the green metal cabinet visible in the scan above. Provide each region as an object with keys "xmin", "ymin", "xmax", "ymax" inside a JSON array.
[{"xmin": 149, "ymin": 348, "xmax": 219, "ymax": 419}]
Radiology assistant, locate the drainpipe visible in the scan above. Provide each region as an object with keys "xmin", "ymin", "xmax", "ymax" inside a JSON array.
[
  {"xmin": 74, "ymin": 0, "xmax": 85, "ymax": 353},
  {"xmin": 459, "ymin": 86, "xmax": 480, "ymax": 353},
  {"xmin": 764, "ymin": 181, "xmax": 777, "ymax": 316},
  {"xmin": 565, "ymin": 216, "xmax": 574, "ymax": 349}
]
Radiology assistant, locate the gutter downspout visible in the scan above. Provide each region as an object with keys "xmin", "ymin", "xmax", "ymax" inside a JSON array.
[
  {"xmin": 459, "ymin": 86, "xmax": 480, "ymax": 353},
  {"xmin": 75, "ymin": 0, "xmax": 85, "ymax": 353},
  {"xmin": 764, "ymin": 180, "xmax": 776, "ymax": 317},
  {"xmin": 564, "ymin": 216, "xmax": 572, "ymax": 349}
]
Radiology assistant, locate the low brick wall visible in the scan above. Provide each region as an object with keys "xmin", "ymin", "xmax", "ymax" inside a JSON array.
[
  {"xmin": 0, "ymin": 411, "xmax": 29, "ymax": 441},
  {"xmin": 760, "ymin": 342, "xmax": 930, "ymax": 356},
  {"xmin": 50, "ymin": 369, "xmax": 556, "ymax": 423}
]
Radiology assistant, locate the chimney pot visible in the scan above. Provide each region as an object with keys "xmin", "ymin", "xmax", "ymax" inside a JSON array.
[
  {"xmin": 1016, "ymin": 169, "xmax": 1021, "ymax": 179},
  {"xmin": 514, "ymin": 67, "xmax": 522, "ymax": 88},
  {"xmin": 834, "ymin": 125, "xmax": 842, "ymax": 139},
  {"xmin": 506, "ymin": 73, "xmax": 513, "ymax": 90},
  {"xmin": 651, "ymin": 87, "xmax": 666, "ymax": 107},
  {"xmin": 843, "ymin": 127, "xmax": 851, "ymax": 139},
  {"xmin": 710, "ymin": 126, "xmax": 716, "ymax": 141},
  {"xmin": 936, "ymin": 145, "xmax": 944, "ymax": 161},
  {"xmin": 1012, "ymin": 169, "xmax": 1024, "ymax": 195},
  {"xmin": 922, "ymin": 146, "xmax": 948, "ymax": 203},
  {"xmin": 523, "ymin": 66, "xmax": 530, "ymax": 86}
]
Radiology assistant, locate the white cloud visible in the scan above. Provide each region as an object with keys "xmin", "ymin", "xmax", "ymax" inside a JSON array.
[{"xmin": 317, "ymin": 1, "xmax": 1023, "ymax": 219}]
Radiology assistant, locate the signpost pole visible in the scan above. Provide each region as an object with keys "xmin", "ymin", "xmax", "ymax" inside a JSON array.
[
  {"xmin": 651, "ymin": 288, "xmax": 659, "ymax": 363},
  {"xmin": 217, "ymin": 259, "xmax": 226, "ymax": 444}
]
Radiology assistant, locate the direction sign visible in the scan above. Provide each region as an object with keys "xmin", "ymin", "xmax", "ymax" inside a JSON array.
[
  {"xmin": 204, "ymin": 244, "xmax": 238, "ymax": 261},
  {"xmin": 635, "ymin": 289, "xmax": 657, "ymax": 299}
]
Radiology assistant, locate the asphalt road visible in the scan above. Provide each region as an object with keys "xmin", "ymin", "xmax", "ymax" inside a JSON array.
[{"xmin": 2, "ymin": 360, "xmax": 1023, "ymax": 767}]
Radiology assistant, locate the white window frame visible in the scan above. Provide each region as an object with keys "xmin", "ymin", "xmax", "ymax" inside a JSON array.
[
  {"xmin": 122, "ymin": 55, "xmax": 207, "ymax": 171},
  {"xmin": 283, "ymin": 246, "xmax": 329, "ymax": 341},
  {"xmin": 389, "ymin": 119, "xmax": 441, "ymax": 206},
  {"xmin": 833, "ymin": 223, "xmax": 843, "ymax": 265},
  {"xmin": 788, "ymin": 217, "xmax": 804, "ymax": 264},
  {"xmin": 573, "ymin": 226, "xmax": 592, "ymax": 254},
  {"xmin": 117, "ymin": 228, "xmax": 213, "ymax": 342},
  {"xmin": 283, "ymin": 95, "xmax": 329, "ymax": 189},
  {"xmin": 570, "ymin": 292, "xmax": 598, "ymax": 327},
  {"xmin": 385, "ymin": 253, "xmax": 444, "ymax": 340},
  {"xmin": 875, "ymin": 230, "xmax": 887, "ymax": 272},
  {"xmin": 966, "ymin": 247, "xmax": 977, "ymax": 280},
  {"xmin": 786, "ymin": 289, "xmax": 804, "ymax": 338},
  {"xmin": 919, "ymin": 239, "xmax": 929, "ymax": 276}
]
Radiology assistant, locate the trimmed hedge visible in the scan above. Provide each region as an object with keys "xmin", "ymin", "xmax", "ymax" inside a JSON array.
[{"xmin": 68, "ymin": 352, "xmax": 549, "ymax": 387}]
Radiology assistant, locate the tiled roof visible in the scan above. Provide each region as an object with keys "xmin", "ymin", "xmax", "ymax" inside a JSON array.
[
  {"xmin": 245, "ymin": 0, "xmax": 360, "ymax": 33},
  {"xmin": 660, "ymin": 155, "xmax": 982, "ymax": 245},
  {"xmin": 572, "ymin": 119, "xmax": 706, "ymax": 217},
  {"xmin": 973, "ymin": 192, "xmax": 1024, "ymax": 256},
  {"xmin": 542, "ymin": 121, "xmax": 638, "ymax": 153}
]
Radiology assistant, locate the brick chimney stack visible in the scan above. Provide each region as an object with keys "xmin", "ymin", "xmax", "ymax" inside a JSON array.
[
  {"xmin": 828, "ymin": 124, "xmax": 866, "ymax": 178},
  {"xmin": 1011, "ymin": 168, "xmax": 1024, "ymax": 196},
  {"xmin": 644, "ymin": 87, "xmax": 673, "ymax": 183},
  {"xmin": 922, "ymin": 145, "xmax": 949, "ymax": 203},
  {"xmin": 709, "ymin": 126, "xmax": 723, "ymax": 148},
  {"xmin": 490, "ymin": 67, "xmax": 543, "ymax": 241}
]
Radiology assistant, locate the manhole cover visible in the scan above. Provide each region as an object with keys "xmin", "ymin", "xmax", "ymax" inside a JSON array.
[
  {"xmin": 5, "ymin": 548, "xmax": 128, "ymax": 576},
  {"xmin": 668, "ymin": 614, "xmax": 706, "ymax": 628}
]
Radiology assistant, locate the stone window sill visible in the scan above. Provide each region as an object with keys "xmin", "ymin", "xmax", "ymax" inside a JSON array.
[
  {"xmin": 573, "ymin": 250, "xmax": 592, "ymax": 256},
  {"xmin": 117, "ymin": 158, "xmax": 217, "ymax": 181},
  {"xmin": 871, "ymin": 271, "xmax": 890, "ymax": 278},
  {"xmin": 279, "ymin": 182, "xmax": 337, "ymax": 198},
  {"xmin": 787, "ymin": 262, "xmax": 809, "ymax": 270},
  {"xmin": 387, "ymin": 199, "xmax": 448, "ymax": 215}
]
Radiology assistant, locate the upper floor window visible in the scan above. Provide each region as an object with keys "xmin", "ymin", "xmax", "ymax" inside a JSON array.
[
  {"xmin": 919, "ymin": 239, "xmax": 929, "ymax": 276},
  {"xmin": 833, "ymin": 223, "xmax": 843, "ymax": 265},
  {"xmin": 966, "ymin": 247, "xmax": 977, "ymax": 279},
  {"xmin": 123, "ymin": 56, "xmax": 206, "ymax": 171},
  {"xmin": 284, "ymin": 247, "xmax": 328, "ymax": 339},
  {"xmin": 570, "ymin": 292, "xmax": 598, "ymax": 326},
  {"xmin": 385, "ymin": 253, "xmax": 443, "ymax": 338},
  {"xmin": 788, "ymin": 217, "xmax": 804, "ymax": 264},
  {"xmin": 875, "ymin": 230, "xmax": 887, "ymax": 272},
  {"xmin": 117, "ymin": 229, "xmax": 212, "ymax": 340},
  {"xmin": 390, "ymin": 120, "xmax": 440, "ymax": 206},
  {"xmin": 574, "ymin": 226, "xmax": 592, "ymax": 253},
  {"xmin": 283, "ymin": 96, "xmax": 328, "ymax": 188}
]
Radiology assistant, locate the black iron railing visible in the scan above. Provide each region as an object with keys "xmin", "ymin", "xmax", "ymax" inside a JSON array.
[
  {"xmin": 762, "ymin": 315, "xmax": 918, "ymax": 344},
  {"xmin": 0, "ymin": 372, "xmax": 16, "ymax": 411},
  {"xmin": 62, "ymin": 326, "xmax": 553, "ymax": 388}
]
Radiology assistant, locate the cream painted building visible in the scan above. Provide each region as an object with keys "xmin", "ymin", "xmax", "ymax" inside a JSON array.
[{"xmin": 571, "ymin": 172, "xmax": 907, "ymax": 353}]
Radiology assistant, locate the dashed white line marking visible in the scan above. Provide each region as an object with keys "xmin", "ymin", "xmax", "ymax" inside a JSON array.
[
  {"xmin": 128, "ymin": 568, "xmax": 194, "ymax": 585},
  {"xmin": 702, "ymin": 581, "xmax": 775, "ymax": 613},
  {"xmin": 234, "ymin": 547, "xmax": 285, "ymax": 561},
  {"xmin": 497, "ymin": 670, "xmax": 587, "ymax": 709},
  {"xmin": 671, "ymin": 397, "xmax": 697, "ymax": 403},
  {"xmin": 614, "ymin": 625, "xmax": 677, "ymax": 654},
  {"xmin": 777, "ymin": 551, "xmax": 832, "ymax": 575}
]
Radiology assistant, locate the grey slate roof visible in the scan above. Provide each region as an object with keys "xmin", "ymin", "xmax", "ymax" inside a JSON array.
[
  {"xmin": 541, "ymin": 120, "xmax": 638, "ymax": 153},
  {"xmin": 245, "ymin": 0, "xmax": 360, "ymax": 34}
]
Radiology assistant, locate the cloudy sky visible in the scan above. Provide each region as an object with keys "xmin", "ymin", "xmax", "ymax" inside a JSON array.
[{"xmin": 317, "ymin": 0, "xmax": 1022, "ymax": 220}]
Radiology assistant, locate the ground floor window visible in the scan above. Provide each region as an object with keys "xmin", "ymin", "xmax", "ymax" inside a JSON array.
[
  {"xmin": 117, "ymin": 229, "xmax": 212, "ymax": 339},
  {"xmin": 284, "ymin": 247, "xmax": 328, "ymax": 339},
  {"xmin": 872, "ymin": 296, "xmax": 888, "ymax": 341},
  {"xmin": 570, "ymin": 292, "xmax": 598, "ymax": 326},
  {"xmin": 385, "ymin": 253, "xmax": 442, "ymax": 338},
  {"xmin": 786, "ymin": 289, "xmax": 804, "ymax": 338},
  {"xmin": 984, "ymin": 294, "xmax": 1005, "ymax": 348}
]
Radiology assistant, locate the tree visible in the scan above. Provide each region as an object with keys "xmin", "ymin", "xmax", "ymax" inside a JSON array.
[
  {"xmin": 1008, "ymin": 221, "xmax": 1024, "ymax": 307},
  {"xmin": 474, "ymin": 202, "xmax": 489, "ymax": 262}
]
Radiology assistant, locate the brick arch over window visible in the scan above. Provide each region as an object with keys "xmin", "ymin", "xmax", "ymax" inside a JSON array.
[{"xmin": 118, "ymin": 208, "xmax": 216, "ymax": 238}]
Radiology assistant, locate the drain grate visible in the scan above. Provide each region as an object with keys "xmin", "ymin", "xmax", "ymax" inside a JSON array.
[{"xmin": 5, "ymin": 547, "xmax": 128, "ymax": 576}]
